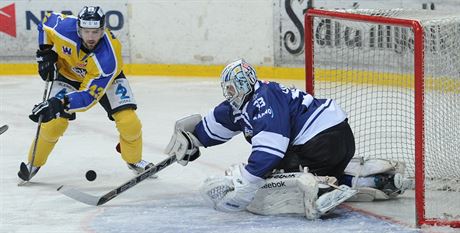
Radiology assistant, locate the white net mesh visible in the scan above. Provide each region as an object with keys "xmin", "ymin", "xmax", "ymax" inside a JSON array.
[{"xmin": 308, "ymin": 9, "xmax": 460, "ymax": 223}]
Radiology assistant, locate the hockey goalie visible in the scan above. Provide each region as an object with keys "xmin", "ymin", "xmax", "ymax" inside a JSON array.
[
  {"xmin": 165, "ymin": 59, "xmax": 412, "ymax": 219},
  {"xmin": 164, "ymin": 59, "xmax": 360, "ymax": 219}
]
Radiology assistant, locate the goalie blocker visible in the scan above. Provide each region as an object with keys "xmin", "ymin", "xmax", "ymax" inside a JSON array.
[{"xmin": 164, "ymin": 114, "xmax": 202, "ymax": 166}]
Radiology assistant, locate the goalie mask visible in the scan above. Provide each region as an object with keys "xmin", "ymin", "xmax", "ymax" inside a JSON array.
[{"xmin": 220, "ymin": 59, "xmax": 257, "ymax": 110}]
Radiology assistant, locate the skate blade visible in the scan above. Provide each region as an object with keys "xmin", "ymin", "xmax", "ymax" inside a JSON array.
[{"xmin": 17, "ymin": 180, "xmax": 29, "ymax": 186}]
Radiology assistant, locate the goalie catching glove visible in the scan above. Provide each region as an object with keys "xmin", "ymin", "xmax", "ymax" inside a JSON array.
[
  {"xmin": 164, "ymin": 114, "xmax": 203, "ymax": 166},
  {"xmin": 200, "ymin": 163, "xmax": 265, "ymax": 212}
]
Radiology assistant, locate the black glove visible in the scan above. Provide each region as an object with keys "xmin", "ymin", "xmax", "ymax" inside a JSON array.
[
  {"xmin": 29, "ymin": 97, "xmax": 66, "ymax": 123},
  {"xmin": 36, "ymin": 49, "xmax": 58, "ymax": 81}
]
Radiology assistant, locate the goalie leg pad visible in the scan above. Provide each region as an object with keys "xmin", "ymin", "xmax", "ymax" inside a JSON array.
[
  {"xmin": 315, "ymin": 185, "xmax": 357, "ymax": 214},
  {"xmin": 346, "ymin": 187, "xmax": 389, "ymax": 202},
  {"xmin": 344, "ymin": 158, "xmax": 413, "ymax": 201},
  {"xmin": 345, "ymin": 178, "xmax": 414, "ymax": 202},
  {"xmin": 246, "ymin": 172, "xmax": 321, "ymax": 219},
  {"xmin": 344, "ymin": 157, "xmax": 406, "ymax": 177}
]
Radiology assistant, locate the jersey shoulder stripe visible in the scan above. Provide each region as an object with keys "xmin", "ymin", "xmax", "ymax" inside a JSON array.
[
  {"xmin": 42, "ymin": 13, "xmax": 79, "ymax": 43},
  {"xmin": 252, "ymin": 146, "xmax": 285, "ymax": 158},
  {"xmin": 251, "ymin": 131, "xmax": 289, "ymax": 154},
  {"xmin": 92, "ymin": 32, "xmax": 119, "ymax": 77}
]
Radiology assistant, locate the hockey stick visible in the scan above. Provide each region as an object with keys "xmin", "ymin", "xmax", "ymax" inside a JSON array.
[
  {"xmin": 0, "ymin": 125, "xmax": 8, "ymax": 135},
  {"xmin": 29, "ymin": 78, "xmax": 53, "ymax": 175},
  {"xmin": 58, "ymin": 155, "xmax": 177, "ymax": 206},
  {"xmin": 18, "ymin": 71, "xmax": 55, "ymax": 186}
]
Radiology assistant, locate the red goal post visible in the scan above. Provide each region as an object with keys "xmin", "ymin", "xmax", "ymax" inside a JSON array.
[{"xmin": 304, "ymin": 8, "xmax": 460, "ymax": 228}]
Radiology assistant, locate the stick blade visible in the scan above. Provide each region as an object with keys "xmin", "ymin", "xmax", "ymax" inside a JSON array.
[
  {"xmin": 57, "ymin": 185, "xmax": 101, "ymax": 206},
  {"xmin": 0, "ymin": 124, "xmax": 8, "ymax": 135}
]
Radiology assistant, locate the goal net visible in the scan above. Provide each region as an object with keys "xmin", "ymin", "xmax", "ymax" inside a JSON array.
[{"xmin": 304, "ymin": 9, "xmax": 460, "ymax": 228}]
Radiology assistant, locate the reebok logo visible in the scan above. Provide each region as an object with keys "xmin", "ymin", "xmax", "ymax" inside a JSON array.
[
  {"xmin": 261, "ymin": 181, "xmax": 286, "ymax": 189},
  {"xmin": 0, "ymin": 3, "xmax": 16, "ymax": 37}
]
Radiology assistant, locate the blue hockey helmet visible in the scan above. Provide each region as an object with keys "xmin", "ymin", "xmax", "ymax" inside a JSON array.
[{"xmin": 220, "ymin": 59, "xmax": 257, "ymax": 109}]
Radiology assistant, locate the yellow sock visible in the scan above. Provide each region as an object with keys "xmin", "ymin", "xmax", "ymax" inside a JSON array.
[
  {"xmin": 28, "ymin": 118, "xmax": 69, "ymax": 167},
  {"xmin": 113, "ymin": 109, "xmax": 143, "ymax": 164}
]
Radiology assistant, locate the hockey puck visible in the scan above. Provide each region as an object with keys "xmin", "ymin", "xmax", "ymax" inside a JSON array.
[{"xmin": 85, "ymin": 170, "xmax": 97, "ymax": 182}]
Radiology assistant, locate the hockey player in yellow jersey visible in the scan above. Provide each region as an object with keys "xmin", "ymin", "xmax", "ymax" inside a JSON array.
[{"xmin": 18, "ymin": 6, "xmax": 153, "ymax": 181}]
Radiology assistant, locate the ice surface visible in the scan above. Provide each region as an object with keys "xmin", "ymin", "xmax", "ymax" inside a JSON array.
[{"xmin": 0, "ymin": 76, "xmax": 457, "ymax": 233}]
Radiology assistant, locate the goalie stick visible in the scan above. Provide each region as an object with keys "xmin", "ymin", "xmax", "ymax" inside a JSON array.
[
  {"xmin": 57, "ymin": 154, "xmax": 177, "ymax": 206},
  {"xmin": 0, "ymin": 125, "xmax": 8, "ymax": 135}
]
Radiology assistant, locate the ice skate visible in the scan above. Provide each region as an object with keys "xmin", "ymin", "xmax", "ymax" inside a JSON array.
[
  {"xmin": 17, "ymin": 162, "xmax": 41, "ymax": 182},
  {"xmin": 374, "ymin": 173, "xmax": 413, "ymax": 196},
  {"xmin": 127, "ymin": 159, "xmax": 157, "ymax": 178}
]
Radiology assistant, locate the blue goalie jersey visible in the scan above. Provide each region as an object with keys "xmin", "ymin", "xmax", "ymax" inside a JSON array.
[{"xmin": 194, "ymin": 80, "xmax": 347, "ymax": 182}]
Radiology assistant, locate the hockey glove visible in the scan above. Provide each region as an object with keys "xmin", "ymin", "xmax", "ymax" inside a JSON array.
[
  {"xmin": 36, "ymin": 49, "xmax": 58, "ymax": 81},
  {"xmin": 164, "ymin": 114, "xmax": 203, "ymax": 166},
  {"xmin": 29, "ymin": 97, "xmax": 67, "ymax": 123},
  {"xmin": 165, "ymin": 130, "xmax": 202, "ymax": 166},
  {"xmin": 200, "ymin": 163, "xmax": 265, "ymax": 212}
]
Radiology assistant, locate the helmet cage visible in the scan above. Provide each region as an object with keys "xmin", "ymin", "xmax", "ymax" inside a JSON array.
[{"xmin": 220, "ymin": 59, "xmax": 257, "ymax": 109}]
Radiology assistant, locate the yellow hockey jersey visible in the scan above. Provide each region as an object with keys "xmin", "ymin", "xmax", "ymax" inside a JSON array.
[{"xmin": 38, "ymin": 12, "xmax": 123, "ymax": 112}]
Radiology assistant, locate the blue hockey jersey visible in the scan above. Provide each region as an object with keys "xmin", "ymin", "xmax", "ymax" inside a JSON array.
[{"xmin": 194, "ymin": 80, "xmax": 347, "ymax": 183}]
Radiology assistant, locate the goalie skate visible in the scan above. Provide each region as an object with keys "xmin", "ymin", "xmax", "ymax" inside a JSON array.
[
  {"xmin": 374, "ymin": 173, "xmax": 414, "ymax": 197},
  {"xmin": 344, "ymin": 158, "xmax": 413, "ymax": 201}
]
